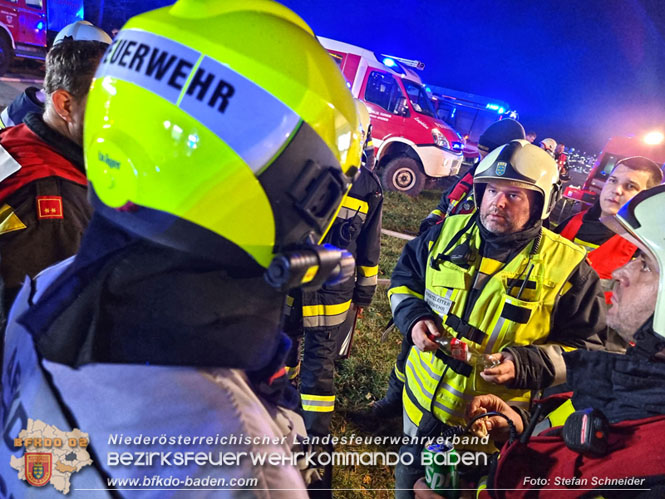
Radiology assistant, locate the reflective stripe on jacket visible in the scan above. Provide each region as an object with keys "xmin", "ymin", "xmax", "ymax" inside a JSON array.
[{"xmin": 399, "ymin": 213, "xmax": 587, "ymax": 430}]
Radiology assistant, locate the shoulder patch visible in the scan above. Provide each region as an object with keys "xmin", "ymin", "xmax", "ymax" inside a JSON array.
[{"xmin": 36, "ymin": 196, "xmax": 63, "ymax": 219}]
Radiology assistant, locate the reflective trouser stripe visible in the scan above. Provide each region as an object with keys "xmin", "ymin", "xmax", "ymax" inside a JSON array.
[
  {"xmin": 301, "ymin": 394, "xmax": 335, "ymax": 413},
  {"xmin": 357, "ymin": 274, "xmax": 378, "ymax": 286},
  {"xmin": 358, "ymin": 265, "xmax": 379, "ymax": 286},
  {"xmin": 302, "ymin": 300, "xmax": 352, "ymax": 328},
  {"xmin": 359, "ymin": 265, "xmax": 379, "ymax": 277}
]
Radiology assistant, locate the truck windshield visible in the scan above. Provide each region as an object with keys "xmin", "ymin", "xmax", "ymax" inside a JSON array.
[{"xmin": 403, "ymin": 80, "xmax": 435, "ymax": 117}]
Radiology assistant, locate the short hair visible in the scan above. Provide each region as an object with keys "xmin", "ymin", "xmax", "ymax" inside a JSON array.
[
  {"xmin": 613, "ymin": 156, "xmax": 663, "ymax": 189},
  {"xmin": 43, "ymin": 40, "xmax": 108, "ymax": 99},
  {"xmin": 526, "ymin": 131, "xmax": 537, "ymax": 137}
]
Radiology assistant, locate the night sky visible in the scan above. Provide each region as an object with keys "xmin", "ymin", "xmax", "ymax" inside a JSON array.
[
  {"xmin": 95, "ymin": 0, "xmax": 665, "ymax": 154},
  {"xmin": 278, "ymin": 0, "xmax": 665, "ymax": 154}
]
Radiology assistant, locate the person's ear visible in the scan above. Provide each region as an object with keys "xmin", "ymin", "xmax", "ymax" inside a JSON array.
[{"xmin": 50, "ymin": 89, "xmax": 75, "ymax": 122}]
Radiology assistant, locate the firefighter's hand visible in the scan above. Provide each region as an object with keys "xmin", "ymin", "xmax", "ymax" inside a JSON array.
[
  {"xmin": 414, "ymin": 477, "xmax": 444, "ymax": 499},
  {"xmin": 411, "ymin": 319, "xmax": 440, "ymax": 352},
  {"xmin": 479, "ymin": 351, "xmax": 515, "ymax": 384},
  {"xmin": 465, "ymin": 394, "xmax": 524, "ymax": 439}
]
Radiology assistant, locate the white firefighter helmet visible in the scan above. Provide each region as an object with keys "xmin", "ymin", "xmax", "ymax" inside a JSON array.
[
  {"xmin": 539, "ymin": 137, "xmax": 557, "ymax": 155},
  {"xmin": 474, "ymin": 139, "xmax": 561, "ymax": 219},
  {"xmin": 54, "ymin": 20, "xmax": 112, "ymax": 46}
]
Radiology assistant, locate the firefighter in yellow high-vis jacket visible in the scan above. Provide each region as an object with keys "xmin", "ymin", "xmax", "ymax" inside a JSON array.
[{"xmin": 389, "ymin": 139, "xmax": 607, "ymax": 497}]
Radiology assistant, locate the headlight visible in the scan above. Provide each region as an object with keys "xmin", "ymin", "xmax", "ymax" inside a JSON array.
[{"xmin": 431, "ymin": 129, "xmax": 449, "ymax": 149}]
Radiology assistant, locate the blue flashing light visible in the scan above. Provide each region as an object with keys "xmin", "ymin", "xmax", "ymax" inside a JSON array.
[
  {"xmin": 485, "ymin": 103, "xmax": 500, "ymax": 111},
  {"xmin": 75, "ymin": 7, "xmax": 84, "ymax": 19},
  {"xmin": 498, "ymin": 107, "xmax": 505, "ymax": 114},
  {"xmin": 36, "ymin": 21, "xmax": 44, "ymax": 30},
  {"xmin": 425, "ymin": 86, "xmax": 431, "ymax": 92},
  {"xmin": 382, "ymin": 57, "xmax": 397, "ymax": 68}
]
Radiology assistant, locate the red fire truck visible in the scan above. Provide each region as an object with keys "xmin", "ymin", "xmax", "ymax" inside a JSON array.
[
  {"xmin": 0, "ymin": 0, "xmax": 83, "ymax": 75},
  {"xmin": 319, "ymin": 37, "xmax": 464, "ymax": 196}
]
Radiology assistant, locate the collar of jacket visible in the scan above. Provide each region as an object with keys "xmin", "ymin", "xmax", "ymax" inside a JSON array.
[
  {"xmin": 564, "ymin": 344, "xmax": 665, "ymax": 423},
  {"xmin": 477, "ymin": 217, "xmax": 542, "ymax": 259},
  {"xmin": 24, "ymin": 112, "xmax": 84, "ymax": 170},
  {"xmin": 583, "ymin": 200, "xmax": 602, "ymax": 221},
  {"xmin": 582, "ymin": 200, "xmax": 615, "ymax": 234},
  {"xmin": 20, "ymin": 214, "xmax": 288, "ymax": 377}
]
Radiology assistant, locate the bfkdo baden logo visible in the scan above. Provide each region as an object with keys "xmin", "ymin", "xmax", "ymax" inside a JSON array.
[
  {"xmin": 25, "ymin": 452, "xmax": 52, "ymax": 486},
  {"xmin": 10, "ymin": 419, "xmax": 93, "ymax": 494}
]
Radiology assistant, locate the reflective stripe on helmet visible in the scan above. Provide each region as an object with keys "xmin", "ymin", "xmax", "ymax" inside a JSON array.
[{"xmin": 97, "ymin": 29, "xmax": 301, "ymax": 174}]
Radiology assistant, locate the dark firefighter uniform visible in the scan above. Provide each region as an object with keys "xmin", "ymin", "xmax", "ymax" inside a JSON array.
[
  {"xmin": 389, "ymin": 212, "xmax": 606, "ymax": 437},
  {"xmin": 0, "ymin": 112, "xmax": 91, "ymax": 315},
  {"xmin": 285, "ymin": 163, "xmax": 383, "ymax": 435}
]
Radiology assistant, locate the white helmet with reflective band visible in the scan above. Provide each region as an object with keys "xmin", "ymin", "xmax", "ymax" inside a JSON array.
[
  {"xmin": 54, "ymin": 20, "xmax": 112, "ymax": 45},
  {"xmin": 602, "ymin": 184, "xmax": 665, "ymax": 341},
  {"xmin": 473, "ymin": 139, "xmax": 561, "ymax": 219},
  {"xmin": 539, "ymin": 137, "xmax": 557, "ymax": 153}
]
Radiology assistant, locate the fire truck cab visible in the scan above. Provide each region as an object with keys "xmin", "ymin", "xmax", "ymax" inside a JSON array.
[{"xmin": 319, "ymin": 37, "xmax": 464, "ymax": 196}]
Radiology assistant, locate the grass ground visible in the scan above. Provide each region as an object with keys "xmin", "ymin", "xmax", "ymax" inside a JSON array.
[{"xmin": 328, "ymin": 189, "xmax": 441, "ymax": 497}]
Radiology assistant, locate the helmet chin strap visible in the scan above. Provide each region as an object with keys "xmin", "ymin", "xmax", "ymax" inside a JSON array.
[{"xmin": 629, "ymin": 315, "xmax": 665, "ymax": 360}]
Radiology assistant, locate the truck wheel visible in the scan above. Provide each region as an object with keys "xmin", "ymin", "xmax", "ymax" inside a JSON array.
[
  {"xmin": 381, "ymin": 157, "xmax": 425, "ymax": 196},
  {"xmin": 0, "ymin": 37, "xmax": 11, "ymax": 76}
]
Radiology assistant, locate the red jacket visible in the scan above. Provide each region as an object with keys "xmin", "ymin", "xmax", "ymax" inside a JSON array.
[{"xmin": 558, "ymin": 210, "xmax": 637, "ymax": 303}]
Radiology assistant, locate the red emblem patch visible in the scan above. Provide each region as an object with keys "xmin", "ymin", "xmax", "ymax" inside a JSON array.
[
  {"xmin": 25, "ymin": 452, "xmax": 52, "ymax": 487},
  {"xmin": 36, "ymin": 196, "xmax": 63, "ymax": 219}
]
